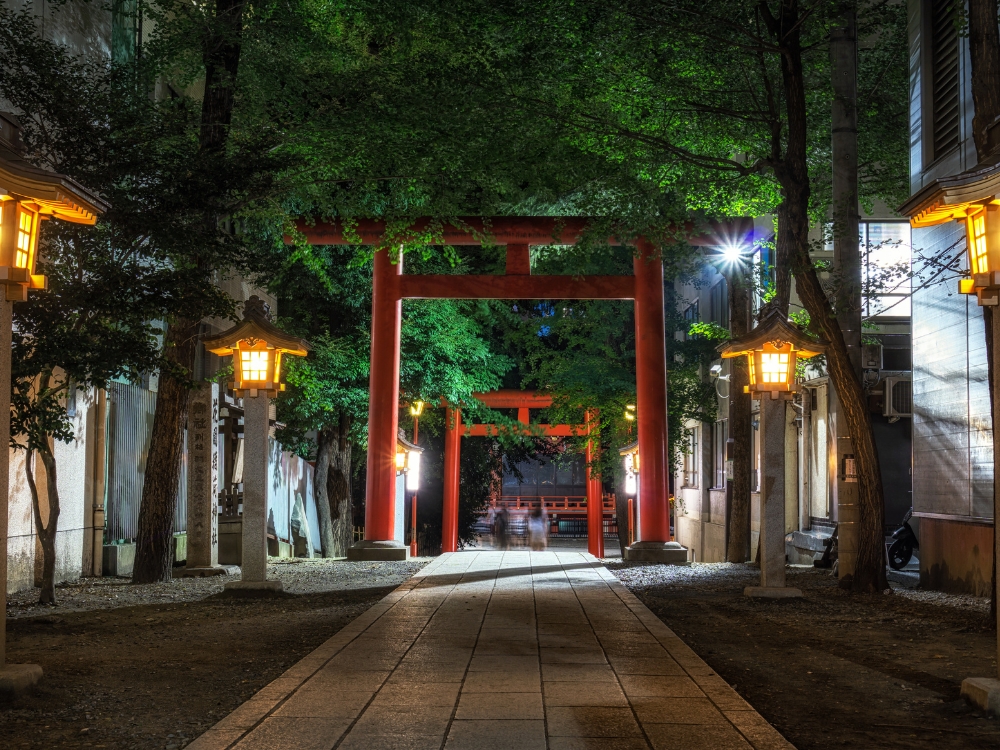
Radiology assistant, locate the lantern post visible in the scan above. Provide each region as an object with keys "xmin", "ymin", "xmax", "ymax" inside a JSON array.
[
  {"xmin": 203, "ymin": 297, "xmax": 309, "ymax": 593},
  {"xmin": 720, "ymin": 309, "xmax": 826, "ymax": 599},
  {"xmin": 0, "ymin": 115, "xmax": 106, "ymax": 695},
  {"xmin": 619, "ymin": 441, "xmax": 640, "ymax": 548}
]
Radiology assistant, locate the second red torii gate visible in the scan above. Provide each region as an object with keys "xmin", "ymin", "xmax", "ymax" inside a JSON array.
[
  {"xmin": 294, "ymin": 216, "xmax": 751, "ymax": 561},
  {"xmin": 441, "ymin": 390, "xmax": 604, "ymax": 557}
]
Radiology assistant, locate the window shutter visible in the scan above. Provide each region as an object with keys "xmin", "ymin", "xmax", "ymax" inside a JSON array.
[{"xmin": 930, "ymin": 0, "xmax": 961, "ymax": 159}]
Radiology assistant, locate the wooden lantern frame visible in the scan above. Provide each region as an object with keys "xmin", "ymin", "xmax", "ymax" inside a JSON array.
[
  {"xmin": 718, "ymin": 310, "xmax": 827, "ymax": 400},
  {"xmin": 202, "ymin": 296, "xmax": 310, "ymax": 397},
  {"xmin": 0, "ymin": 113, "xmax": 107, "ymax": 300}
]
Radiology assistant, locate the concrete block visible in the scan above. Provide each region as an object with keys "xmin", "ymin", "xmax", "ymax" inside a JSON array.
[
  {"xmin": 347, "ymin": 541, "xmax": 409, "ymax": 561},
  {"xmin": 962, "ymin": 677, "xmax": 1000, "ymax": 714},
  {"xmin": 102, "ymin": 543, "xmax": 135, "ymax": 577},
  {"xmin": 223, "ymin": 580, "xmax": 286, "ymax": 597},
  {"xmin": 175, "ymin": 565, "xmax": 239, "ymax": 578},
  {"xmin": 0, "ymin": 663, "xmax": 42, "ymax": 697},
  {"xmin": 744, "ymin": 586, "xmax": 803, "ymax": 599},
  {"xmin": 172, "ymin": 532, "xmax": 187, "ymax": 566},
  {"xmin": 218, "ymin": 519, "xmax": 242, "ymax": 565},
  {"xmin": 623, "ymin": 541, "xmax": 689, "ymax": 564}
]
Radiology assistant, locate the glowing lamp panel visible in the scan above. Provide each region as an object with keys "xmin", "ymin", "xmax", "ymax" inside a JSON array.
[
  {"xmin": 969, "ymin": 210, "xmax": 990, "ymax": 275},
  {"xmin": 759, "ymin": 352, "xmax": 789, "ymax": 383},
  {"xmin": 16, "ymin": 207, "xmax": 35, "ymax": 269}
]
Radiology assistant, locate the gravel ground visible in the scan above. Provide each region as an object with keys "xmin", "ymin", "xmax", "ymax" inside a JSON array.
[
  {"xmin": 608, "ymin": 560, "xmax": 1000, "ymax": 750},
  {"xmin": 0, "ymin": 557, "xmax": 427, "ymax": 749},
  {"xmin": 7, "ymin": 557, "xmax": 428, "ymax": 619}
]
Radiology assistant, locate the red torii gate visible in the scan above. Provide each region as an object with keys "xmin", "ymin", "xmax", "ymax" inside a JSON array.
[
  {"xmin": 295, "ymin": 216, "xmax": 750, "ymax": 561},
  {"xmin": 441, "ymin": 390, "xmax": 604, "ymax": 558}
]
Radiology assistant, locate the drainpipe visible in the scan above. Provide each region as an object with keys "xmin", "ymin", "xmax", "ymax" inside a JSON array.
[{"xmin": 91, "ymin": 389, "xmax": 108, "ymax": 577}]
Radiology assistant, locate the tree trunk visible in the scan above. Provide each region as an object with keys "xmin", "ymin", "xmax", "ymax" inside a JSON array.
[
  {"xmin": 328, "ymin": 411, "xmax": 354, "ymax": 557},
  {"xmin": 726, "ymin": 267, "xmax": 753, "ymax": 562},
  {"xmin": 131, "ymin": 318, "xmax": 200, "ymax": 583},
  {"xmin": 774, "ymin": 0, "xmax": 886, "ymax": 593},
  {"xmin": 968, "ymin": 0, "xmax": 1000, "ymax": 163},
  {"xmin": 27, "ymin": 439, "xmax": 60, "ymax": 606},
  {"xmin": 313, "ymin": 426, "xmax": 337, "ymax": 557},
  {"xmin": 830, "ymin": 2, "xmax": 862, "ymax": 376},
  {"xmin": 132, "ymin": 0, "xmax": 247, "ymax": 581},
  {"xmin": 199, "ymin": 0, "xmax": 247, "ymax": 153},
  {"xmin": 793, "ymin": 262, "xmax": 887, "ymax": 592}
]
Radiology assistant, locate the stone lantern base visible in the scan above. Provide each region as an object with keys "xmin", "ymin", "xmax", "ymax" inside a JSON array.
[
  {"xmin": 623, "ymin": 541, "xmax": 689, "ymax": 564},
  {"xmin": 347, "ymin": 540, "xmax": 410, "ymax": 561},
  {"xmin": 0, "ymin": 663, "xmax": 42, "ymax": 697}
]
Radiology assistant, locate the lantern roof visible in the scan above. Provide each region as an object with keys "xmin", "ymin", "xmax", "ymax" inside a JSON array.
[
  {"xmin": 0, "ymin": 113, "xmax": 108, "ymax": 224},
  {"xmin": 396, "ymin": 433, "xmax": 424, "ymax": 454},
  {"xmin": 718, "ymin": 308, "xmax": 827, "ymax": 359},
  {"xmin": 202, "ymin": 296, "xmax": 311, "ymax": 356},
  {"xmin": 618, "ymin": 440, "xmax": 638, "ymax": 456},
  {"xmin": 898, "ymin": 155, "xmax": 1000, "ymax": 227}
]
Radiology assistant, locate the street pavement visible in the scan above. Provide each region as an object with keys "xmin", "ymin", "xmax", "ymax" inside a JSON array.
[{"xmin": 188, "ymin": 550, "xmax": 794, "ymax": 750}]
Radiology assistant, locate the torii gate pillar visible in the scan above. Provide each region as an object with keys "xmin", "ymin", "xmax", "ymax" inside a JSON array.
[{"xmin": 623, "ymin": 243, "xmax": 688, "ymax": 563}]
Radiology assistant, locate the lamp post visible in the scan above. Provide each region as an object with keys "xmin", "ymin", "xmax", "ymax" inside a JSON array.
[
  {"xmin": 0, "ymin": 114, "xmax": 106, "ymax": 695},
  {"xmin": 408, "ymin": 401, "xmax": 423, "ymax": 557},
  {"xmin": 720, "ymin": 309, "xmax": 826, "ymax": 599},
  {"xmin": 620, "ymin": 441, "xmax": 639, "ymax": 548},
  {"xmin": 203, "ymin": 297, "xmax": 309, "ymax": 594}
]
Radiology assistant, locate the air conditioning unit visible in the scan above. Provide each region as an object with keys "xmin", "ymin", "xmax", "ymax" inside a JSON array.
[
  {"xmin": 884, "ymin": 376, "xmax": 912, "ymax": 418},
  {"xmin": 862, "ymin": 343, "xmax": 883, "ymax": 370}
]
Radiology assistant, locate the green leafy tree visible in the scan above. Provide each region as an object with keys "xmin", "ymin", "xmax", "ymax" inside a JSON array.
[{"xmin": 9, "ymin": 220, "xmax": 162, "ymax": 603}]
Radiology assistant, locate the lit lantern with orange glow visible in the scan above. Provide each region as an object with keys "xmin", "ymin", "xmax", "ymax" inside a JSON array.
[
  {"xmin": 719, "ymin": 310, "xmax": 827, "ymax": 399},
  {"xmin": 619, "ymin": 440, "xmax": 639, "ymax": 496},
  {"xmin": 0, "ymin": 112, "xmax": 105, "ymax": 300},
  {"xmin": 202, "ymin": 296, "xmax": 310, "ymax": 397},
  {"xmin": 396, "ymin": 436, "xmax": 422, "ymax": 492}
]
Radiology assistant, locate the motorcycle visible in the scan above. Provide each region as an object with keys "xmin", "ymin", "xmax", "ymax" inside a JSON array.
[{"xmin": 888, "ymin": 507, "xmax": 919, "ymax": 570}]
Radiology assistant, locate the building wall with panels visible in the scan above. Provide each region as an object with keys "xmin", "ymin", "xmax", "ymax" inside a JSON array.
[{"xmin": 911, "ymin": 221, "xmax": 992, "ymax": 521}]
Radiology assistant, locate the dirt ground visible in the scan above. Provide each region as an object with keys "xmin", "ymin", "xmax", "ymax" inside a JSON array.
[
  {"xmin": 609, "ymin": 561, "xmax": 1000, "ymax": 750},
  {"xmin": 0, "ymin": 558, "xmax": 426, "ymax": 749}
]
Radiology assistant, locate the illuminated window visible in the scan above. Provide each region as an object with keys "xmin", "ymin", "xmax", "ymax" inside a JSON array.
[
  {"xmin": 971, "ymin": 210, "xmax": 989, "ymax": 274},
  {"xmin": 759, "ymin": 352, "xmax": 789, "ymax": 383},
  {"xmin": 16, "ymin": 207, "xmax": 34, "ymax": 268},
  {"xmin": 240, "ymin": 350, "xmax": 269, "ymax": 383}
]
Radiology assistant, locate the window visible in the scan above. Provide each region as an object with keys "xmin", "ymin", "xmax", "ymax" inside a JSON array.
[
  {"xmin": 709, "ymin": 280, "xmax": 729, "ymax": 328},
  {"xmin": 683, "ymin": 428, "xmax": 699, "ymax": 488},
  {"xmin": 683, "ymin": 301, "xmax": 699, "ymax": 339},
  {"xmin": 862, "ymin": 222, "xmax": 912, "ymax": 318},
  {"xmin": 929, "ymin": 0, "xmax": 960, "ymax": 160},
  {"xmin": 712, "ymin": 421, "xmax": 727, "ymax": 489}
]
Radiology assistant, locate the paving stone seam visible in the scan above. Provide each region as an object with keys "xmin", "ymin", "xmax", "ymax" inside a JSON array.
[
  {"xmin": 588, "ymin": 556, "xmax": 796, "ymax": 750},
  {"xmin": 331, "ymin": 553, "xmax": 479, "ymax": 750},
  {"xmin": 436, "ymin": 551, "xmax": 505, "ymax": 749},
  {"xmin": 530, "ymin": 551, "xmax": 554, "ymax": 750},
  {"xmin": 203, "ymin": 555, "xmax": 451, "ymax": 750},
  {"xmin": 562, "ymin": 553, "xmax": 655, "ymax": 749}
]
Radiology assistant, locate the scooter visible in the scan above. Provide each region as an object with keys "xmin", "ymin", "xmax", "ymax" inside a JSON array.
[{"xmin": 888, "ymin": 507, "xmax": 918, "ymax": 570}]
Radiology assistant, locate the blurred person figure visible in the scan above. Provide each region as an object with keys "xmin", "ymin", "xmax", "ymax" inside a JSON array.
[
  {"xmin": 528, "ymin": 506, "xmax": 548, "ymax": 551},
  {"xmin": 495, "ymin": 506, "xmax": 510, "ymax": 550}
]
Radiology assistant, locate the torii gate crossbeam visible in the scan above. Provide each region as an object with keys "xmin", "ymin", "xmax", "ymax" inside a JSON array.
[{"xmin": 294, "ymin": 217, "xmax": 751, "ymax": 562}]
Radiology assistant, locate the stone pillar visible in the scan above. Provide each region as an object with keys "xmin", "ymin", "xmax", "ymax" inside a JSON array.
[
  {"xmin": 745, "ymin": 396, "xmax": 801, "ymax": 599},
  {"xmin": 225, "ymin": 394, "xmax": 282, "ymax": 592},
  {"xmin": 183, "ymin": 383, "xmax": 227, "ymax": 576},
  {"xmin": 0, "ymin": 297, "xmax": 42, "ymax": 693}
]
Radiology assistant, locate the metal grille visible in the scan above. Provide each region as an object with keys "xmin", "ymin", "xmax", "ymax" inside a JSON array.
[
  {"xmin": 105, "ymin": 382, "xmax": 187, "ymax": 543},
  {"xmin": 891, "ymin": 378, "xmax": 913, "ymax": 416},
  {"xmin": 930, "ymin": 0, "xmax": 960, "ymax": 159}
]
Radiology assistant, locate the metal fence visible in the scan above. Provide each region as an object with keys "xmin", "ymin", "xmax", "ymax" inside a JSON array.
[{"xmin": 105, "ymin": 382, "xmax": 187, "ymax": 543}]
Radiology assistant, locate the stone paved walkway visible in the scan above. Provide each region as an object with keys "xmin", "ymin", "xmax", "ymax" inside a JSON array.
[{"xmin": 188, "ymin": 551, "xmax": 794, "ymax": 750}]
